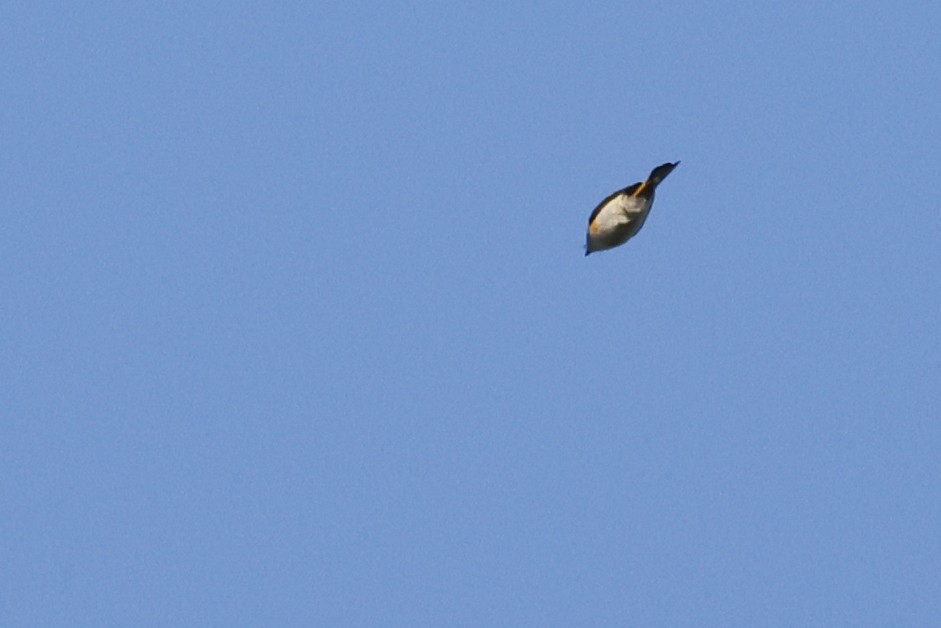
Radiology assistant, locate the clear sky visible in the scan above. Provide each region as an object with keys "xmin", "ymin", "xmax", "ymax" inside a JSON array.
[{"xmin": 3, "ymin": 2, "xmax": 940, "ymax": 626}]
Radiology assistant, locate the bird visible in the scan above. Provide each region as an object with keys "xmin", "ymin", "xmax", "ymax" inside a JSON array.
[{"xmin": 584, "ymin": 161, "xmax": 679, "ymax": 256}]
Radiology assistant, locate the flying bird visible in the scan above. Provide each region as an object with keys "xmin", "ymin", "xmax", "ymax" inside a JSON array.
[{"xmin": 585, "ymin": 161, "xmax": 679, "ymax": 255}]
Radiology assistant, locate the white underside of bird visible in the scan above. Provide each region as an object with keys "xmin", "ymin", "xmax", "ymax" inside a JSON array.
[{"xmin": 586, "ymin": 194, "xmax": 651, "ymax": 253}]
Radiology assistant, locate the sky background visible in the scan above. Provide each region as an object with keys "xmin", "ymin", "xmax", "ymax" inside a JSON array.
[{"xmin": 2, "ymin": 2, "xmax": 940, "ymax": 626}]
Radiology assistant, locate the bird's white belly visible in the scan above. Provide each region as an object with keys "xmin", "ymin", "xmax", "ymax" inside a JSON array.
[{"xmin": 592, "ymin": 195, "xmax": 649, "ymax": 236}]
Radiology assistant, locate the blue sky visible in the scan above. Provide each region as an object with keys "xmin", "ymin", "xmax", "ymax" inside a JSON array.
[{"xmin": 3, "ymin": 2, "xmax": 940, "ymax": 625}]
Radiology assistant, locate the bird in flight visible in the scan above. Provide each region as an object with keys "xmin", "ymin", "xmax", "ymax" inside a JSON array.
[{"xmin": 584, "ymin": 161, "xmax": 679, "ymax": 255}]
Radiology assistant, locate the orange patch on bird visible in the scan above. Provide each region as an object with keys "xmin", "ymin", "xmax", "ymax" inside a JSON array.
[{"xmin": 631, "ymin": 182, "xmax": 648, "ymax": 197}]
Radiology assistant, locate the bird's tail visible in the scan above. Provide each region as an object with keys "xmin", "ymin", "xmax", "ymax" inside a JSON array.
[{"xmin": 646, "ymin": 161, "xmax": 679, "ymax": 187}]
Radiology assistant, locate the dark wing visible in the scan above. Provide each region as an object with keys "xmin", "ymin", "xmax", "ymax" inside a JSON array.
[{"xmin": 587, "ymin": 182, "xmax": 643, "ymax": 225}]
